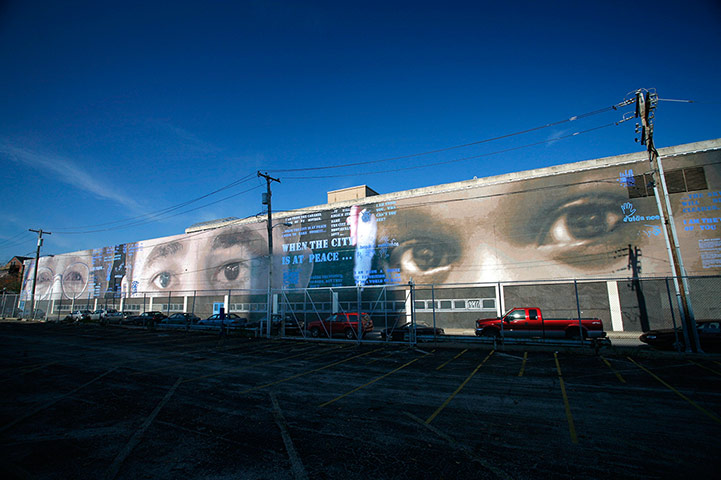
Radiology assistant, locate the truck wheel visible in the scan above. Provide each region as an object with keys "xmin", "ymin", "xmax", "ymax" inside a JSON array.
[
  {"xmin": 310, "ymin": 327, "xmax": 321, "ymax": 338},
  {"xmin": 482, "ymin": 328, "xmax": 500, "ymax": 338},
  {"xmin": 566, "ymin": 328, "xmax": 586, "ymax": 340},
  {"xmin": 344, "ymin": 328, "xmax": 356, "ymax": 340}
]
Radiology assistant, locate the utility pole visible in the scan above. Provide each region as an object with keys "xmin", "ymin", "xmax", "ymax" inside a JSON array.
[
  {"xmin": 258, "ymin": 171, "xmax": 280, "ymax": 338},
  {"xmin": 634, "ymin": 89, "xmax": 701, "ymax": 352},
  {"xmin": 29, "ymin": 228, "xmax": 51, "ymax": 319}
]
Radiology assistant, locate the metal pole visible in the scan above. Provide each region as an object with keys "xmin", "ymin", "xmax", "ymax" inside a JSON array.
[
  {"xmin": 357, "ymin": 284, "xmax": 362, "ymax": 343},
  {"xmin": 431, "ymin": 284, "xmax": 437, "ymax": 342},
  {"xmin": 635, "ymin": 89, "xmax": 700, "ymax": 352},
  {"xmin": 574, "ymin": 280, "xmax": 583, "ymax": 345},
  {"xmin": 665, "ymin": 277, "xmax": 684, "ymax": 352}
]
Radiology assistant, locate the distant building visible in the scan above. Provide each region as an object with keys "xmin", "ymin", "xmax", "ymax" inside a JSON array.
[{"xmin": 0, "ymin": 256, "xmax": 32, "ymax": 293}]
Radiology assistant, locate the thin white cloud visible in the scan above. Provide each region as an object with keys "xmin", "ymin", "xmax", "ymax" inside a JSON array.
[{"xmin": 1, "ymin": 141, "xmax": 144, "ymax": 212}]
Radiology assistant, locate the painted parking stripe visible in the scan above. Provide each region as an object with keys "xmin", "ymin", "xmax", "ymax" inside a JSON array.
[
  {"xmin": 426, "ymin": 350, "xmax": 494, "ymax": 424},
  {"xmin": 241, "ymin": 348, "xmax": 383, "ymax": 394},
  {"xmin": 690, "ymin": 360, "xmax": 721, "ymax": 377},
  {"xmin": 320, "ymin": 357, "xmax": 420, "ymax": 408},
  {"xmin": 129, "ymin": 342, "xmax": 319, "ymax": 376},
  {"xmin": 517, "ymin": 352, "xmax": 528, "ymax": 377},
  {"xmin": 270, "ymin": 392, "xmax": 309, "ymax": 480},
  {"xmin": 404, "ymin": 412, "xmax": 514, "ymax": 480},
  {"xmin": 181, "ymin": 349, "xmax": 319, "ymax": 383},
  {"xmin": 436, "ymin": 349, "xmax": 468, "ymax": 371},
  {"xmin": 554, "ymin": 352, "xmax": 578, "ymax": 444},
  {"xmin": 628, "ymin": 356, "xmax": 721, "ymax": 425},
  {"xmin": 0, "ymin": 367, "xmax": 117, "ymax": 434},
  {"xmin": 104, "ymin": 378, "xmax": 181, "ymax": 480},
  {"xmin": 600, "ymin": 356, "xmax": 626, "ymax": 383}
]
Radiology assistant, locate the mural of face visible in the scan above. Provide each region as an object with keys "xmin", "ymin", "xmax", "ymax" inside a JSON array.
[
  {"xmin": 126, "ymin": 223, "xmax": 313, "ymax": 295},
  {"xmin": 23, "ymin": 252, "xmax": 94, "ymax": 301},
  {"xmin": 373, "ymin": 167, "xmax": 682, "ymax": 285}
]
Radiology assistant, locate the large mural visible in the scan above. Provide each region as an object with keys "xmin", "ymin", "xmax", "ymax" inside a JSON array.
[{"xmin": 21, "ymin": 146, "xmax": 721, "ymax": 302}]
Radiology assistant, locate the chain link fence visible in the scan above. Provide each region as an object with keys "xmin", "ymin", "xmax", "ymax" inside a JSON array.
[{"xmin": 11, "ymin": 275, "xmax": 721, "ymax": 352}]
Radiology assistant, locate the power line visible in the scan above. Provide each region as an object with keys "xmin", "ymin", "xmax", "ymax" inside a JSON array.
[
  {"xmin": 55, "ymin": 184, "xmax": 264, "ymax": 235},
  {"xmin": 282, "ymin": 122, "xmax": 617, "ymax": 179},
  {"xmin": 269, "ymin": 103, "xmax": 623, "ymax": 174},
  {"xmin": 49, "ymin": 172, "xmax": 257, "ymax": 232}
]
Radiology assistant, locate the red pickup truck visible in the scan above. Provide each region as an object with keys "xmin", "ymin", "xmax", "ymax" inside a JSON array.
[{"xmin": 475, "ymin": 307, "xmax": 606, "ymax": 340}]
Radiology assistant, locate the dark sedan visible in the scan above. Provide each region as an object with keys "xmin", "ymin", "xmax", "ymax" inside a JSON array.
[
  {"xmin": 198, "ymin": 313, "xmax": 248, "ymax": 327},
  {"xmin": 124, "ymin": 311, "xmax": 168, "ymax": 326},
  {"xmin": 380, "ymin": 322, "xmax": 445, "ymax": 341},
  {"xmin": 639, "ymin": 321, "xmax": 721, "ymax": 351},
  {"xmin": 161, "ymin": 313, "xmax": 201, "ymax": 325}
]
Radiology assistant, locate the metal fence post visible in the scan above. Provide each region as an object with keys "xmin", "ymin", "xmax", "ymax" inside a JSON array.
[
  {"xmin": 665, "ymin": 277, "xmax": 684, "ymax": 352},
  {"xmin": 409, "ymin": 280, "xmax": 416, "ymax": 346},
  {"xmin": 357, "ymin": 284, "xmax": 362, "ymax": 344},
  {"xmin": 574, "ymin": 280, "xmax": 583, "ymax": 346},
  {"xmin": 431, "ymin": 284, "xmax": 437, "ymax": 342}
]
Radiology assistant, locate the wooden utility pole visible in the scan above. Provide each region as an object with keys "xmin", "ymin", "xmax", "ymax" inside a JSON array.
[
  {"xmin": 28, "ymin": 228, "xmax": 51, "ymax": 319},
  {"xmin": 258, "ymin": 171, "xmax": 280, "ymax": 338}
]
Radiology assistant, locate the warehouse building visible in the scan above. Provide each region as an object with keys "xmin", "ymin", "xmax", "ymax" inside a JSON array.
[{"xmin": 21, "ymin": 138, "xmax": 721, "ymax": 334}]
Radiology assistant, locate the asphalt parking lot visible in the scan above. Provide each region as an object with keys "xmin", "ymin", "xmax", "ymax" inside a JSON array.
[{"xmin": 1, "ymin": 321, "xmax": 720, "ymax": 479}]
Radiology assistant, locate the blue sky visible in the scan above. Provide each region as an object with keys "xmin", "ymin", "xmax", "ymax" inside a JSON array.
[{"xmin": 1, "ymin": 0, "xmax": 720, "ymax": 262}]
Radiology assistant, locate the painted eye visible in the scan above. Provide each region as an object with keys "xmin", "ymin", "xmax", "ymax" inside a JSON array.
[
  {"xmin": 35, "ymin": 267, "xmax": 54, "ymax": 297},
  {"xmin": 62, "ymin": 262, "xmax": 89, "ymax": 299},
  {"xmin": 539, "ymin": 198, "xmax": 622, "ymax": 247},
  {"xmin": 391, "ymin": 237, "xmax": 460, "ymax": 280},
  {"xmin": 152, "ymin": 271, "xmax": 172, "ymax": 289},
  {"xmin": 210, "ymin": 260, "xmax": 248, "ymax": 286},
  {"xmin": 222, "ymin": 262, "xmax": 240, "ymax": 281}
]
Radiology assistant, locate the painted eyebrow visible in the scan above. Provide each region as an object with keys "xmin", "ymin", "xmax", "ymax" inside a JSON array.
[
  {"xmin": 145, "ymin": 242, "xmax": 183, "ymax": 267},
  {"xmin": 211, "ymin": 231, "xmax": 258, "ymax": 250}
]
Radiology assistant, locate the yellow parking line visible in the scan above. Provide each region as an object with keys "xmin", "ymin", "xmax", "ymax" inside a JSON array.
[
  {"xmin": 554, "ymin": 352, "xmax": 578, "ymax": 444},
  {"xmin": 242, "ymin": 348, "xmax": 383, "ymax": 394},
  {"xmin": 320, "ymin": 357, "xmax": 420, "ymax": 408},
  {"xmin": 181, "ymin": 349, "xmax": 316, "ymax": 383},
  {"xmin": 426, "ymin": 351, "xmax": 494, "ymax": 424},
  {"xmin": 518, "ymin": 352, "xmax": 528, "ymax": 377},
  {"xmin": 436, "ymin": 349, "xmax": 467, "ymax": 371},
  {"xmin": 690, "ymin": 360, "xmax": 721, "ymax": 377},
  {"xmin": 628, "ymin": 357, "xmax": 721, "ymax": 425},
  {"xmin": 600, "ymin": 356, "xmax": 626, "ymax": 383}
]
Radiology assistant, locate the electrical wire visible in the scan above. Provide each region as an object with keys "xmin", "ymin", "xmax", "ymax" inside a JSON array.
[
  {"xmin": 282, "ymin": 123, "xmax": 617, "ymax": 179},
  {"xmin": 56, "ymin": 184, "xmax": 264, "ymax": 234},
  {"xmin": 49, "ymin": 172, "xmax": 257, "ymax": 232},
  {"xmin": 269, "ymin": 104, "xmax": 623, "ymax": 174}
]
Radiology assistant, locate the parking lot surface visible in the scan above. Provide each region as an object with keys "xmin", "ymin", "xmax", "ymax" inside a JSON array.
[{"xmin": 1, "ymin": 321, "xmax": 720, "ymax": 479}]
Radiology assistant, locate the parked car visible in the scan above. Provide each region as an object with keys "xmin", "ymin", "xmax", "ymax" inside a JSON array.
[
  {"xmin": 639, "ymin": 321, "xmax": 721, "ymax": 351},
  {"xmin": 380, "ymin": 321, "xmax": 445, "ymax": 341},
  {"xmin": 102, "ymin": 309, "xmax": 124, "ymax": 324},
  {"xmin": 91, "ymin": 309, "xmax": 123, "ymax": 323},
  {"xmin": 124, "ymin": 311, "xmax": 167, "ymax": 326},
  {"xmin": 161, "ymin": 313, "xmax": 201, "ymax": 325},
  {"xmin": 70, "ymin": 309, "xmax": 92, "ymax": 321},
  {"xmin": 198, "ymin": 313, "xmax": 248, "ymax": 327},
  {"xmin": 306, "ymin": 313, "xmax": 373, "ymax": 339}
]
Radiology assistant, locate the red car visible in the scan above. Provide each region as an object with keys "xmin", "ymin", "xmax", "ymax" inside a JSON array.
[{"xmin": 307, "ymin": 313, "xmax": 373, "ymax": 339}]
